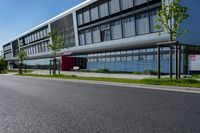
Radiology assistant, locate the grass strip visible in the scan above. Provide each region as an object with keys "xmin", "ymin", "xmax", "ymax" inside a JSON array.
[{"xmin": 16, "ymin": 74, "xmax": 200, "ymax": 88}]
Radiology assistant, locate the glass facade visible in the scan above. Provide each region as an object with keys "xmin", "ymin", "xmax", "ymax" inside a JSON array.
[
  {"xmin": 78, "ymin": 7, "xmax": 162, "ymax": 46},
  {"xmin": 51, "ymin": 14, "xmax": 75, "ymax": 48},
  {"xmin": 25, "ymin": 58, "xmax": 51, "ymax": 69},
  {"xmin": 85, "ymin": 47, "xmax": 176, "ymax": 73},
  {"xmin": 20, "ymin": 26, "xmax": 48, "ymax": 46},
  {"xmin": 24, "ymin": 40, "xmax": 50, "ymax": 56}
]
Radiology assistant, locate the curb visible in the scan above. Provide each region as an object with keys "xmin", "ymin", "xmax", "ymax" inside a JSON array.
[{"xmin": 13, "ymin": 75, "xmax": 200, "ymax": 94}]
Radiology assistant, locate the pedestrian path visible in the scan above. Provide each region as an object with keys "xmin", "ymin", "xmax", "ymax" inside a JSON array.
[{"xmin": 31, "ymin": 70, "xmax": 156, "ymax": 79}]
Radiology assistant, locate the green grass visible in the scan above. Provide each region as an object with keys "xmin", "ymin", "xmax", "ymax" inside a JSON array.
[
  {"xmin": 8, "ymin": 69, "xmax": 33, "ymax": 73},
  {"xmin": 16, "ymin": 73, "xmax": 200, "ymax": 88}
]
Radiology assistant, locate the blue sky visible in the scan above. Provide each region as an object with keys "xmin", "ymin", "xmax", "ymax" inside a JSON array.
[{"xmin": 0, "ymin": 0, "xmax": 83, "ymax": 52}]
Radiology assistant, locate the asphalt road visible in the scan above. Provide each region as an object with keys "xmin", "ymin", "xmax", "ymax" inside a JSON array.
[{"xmin": 0, "ymin": 75, "xmax": 200, "ymax": 133}]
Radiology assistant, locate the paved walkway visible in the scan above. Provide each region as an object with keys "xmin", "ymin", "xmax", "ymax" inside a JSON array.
[{"xmin": 31, "ymin": 70, "xmax": 156, "ymax": 79}]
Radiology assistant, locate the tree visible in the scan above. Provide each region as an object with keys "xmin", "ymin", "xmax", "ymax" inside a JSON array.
[
  {"xmin": 0, "ymin": 57, "xmax": 7, "ymax": 74},
  {"xmin": 155, "ymin": 0, "xmax": 189, "ymax": 40},
  {"xmin": 155, "ymin": 0, "xmax": 189, "ymax": 79},
  {"xmin": 18, "ymin": 49, "xmax": 27, "ymax": 74},
  {"xmin": 48, "ymin": 29, "xmax": 64, "ymax": 75}
]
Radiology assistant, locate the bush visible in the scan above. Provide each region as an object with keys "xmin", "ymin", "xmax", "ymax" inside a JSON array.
[
  {"xmin": 143, "ymin": 69, "xmax": 157, "ymax": 75},
  {"xmin": 132, "ymin": 71, "xmax": 142, "ymax": 75},
  {"xmin": 0, "ymin": 58, "xmax": 7, "ymax": 74},
  {"xmin": 95, "ymin": 68, "xmax": 110, "ymax": 73}
]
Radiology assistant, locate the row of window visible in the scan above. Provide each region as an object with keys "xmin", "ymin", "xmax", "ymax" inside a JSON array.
[
  {"xmin": 87, "ymin": 47, "xmax": 170, "ymax": 58},
  {"xmin": 25, "ymin": 58, "xmax": 51, "ymax": 66},
  {"xmin": 77, "ymin": 0, "xmax": 154, "ymax": 26},
  {"xmin": 78, "ymin": 8, "xmax": 161, "ymax": 46},
  {"xmin": 23, "ymin": 28, "xmax": 49, "ymax": 45},
  {"xmin": 3, "ymin": 44, "xmax": 11, "ymax": 52},
  {"xmin": 88, "ymin": 54, "xmax": 169, "ymax": 63},
  {"xmin": 4, "ymin": 52, "xmax": 12, "ymax": 59},
  {"xmin": 24, "ymin": 41, "xmax": 50, "ymax": 56}
]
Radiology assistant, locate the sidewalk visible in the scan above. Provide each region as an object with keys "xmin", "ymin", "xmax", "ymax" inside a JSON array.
[{"xmin": 31, "ymin": 70, "xmax": 156, "ymax": 80}]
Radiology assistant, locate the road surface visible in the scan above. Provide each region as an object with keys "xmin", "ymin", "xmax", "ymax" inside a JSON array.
[{"xmin": 0, "ymin": 75, "xmax": 200, "ymax": 133}]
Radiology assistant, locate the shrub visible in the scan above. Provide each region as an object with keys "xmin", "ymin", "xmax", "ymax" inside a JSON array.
[
  {"xmin": 0, "ymin": 58, "xmax": 7, "ymax": 74},
  {"xmin": 132, "ymin": 71, "xmax": 142, "ymax": 75},
  {"xmin": 143, "ymin": 69, "xmax": 157, "ymax": 75},
  {"xmin": 95, "ymin": 68, "xmax": 110, "ymax": 73}
]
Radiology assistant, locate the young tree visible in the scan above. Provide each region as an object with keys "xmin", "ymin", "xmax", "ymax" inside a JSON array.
[
  {"xmin": 18, "ymin": 49, "xmax": 27, "ymax": 74},
  {"xmin": 155, "ymin": 0, "xmax": 189, "ymax": 78},
  {"xmin": 0, "ymin": 57, "xmax": 7, "ymax": 74},
  {"xmin": 48, "ymin": 29, "xmax": 64, "ymax": 75},
  {"xmin": 155, "ymin": 0, "xmax": 189, "ymax": 40}
]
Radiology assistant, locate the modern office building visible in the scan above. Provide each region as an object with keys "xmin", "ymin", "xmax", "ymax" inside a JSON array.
[{"xmin": 2, "ymin": 0, "xmax": 200, "ymax": 73}]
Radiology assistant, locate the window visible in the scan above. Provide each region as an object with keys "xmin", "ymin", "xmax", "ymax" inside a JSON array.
[
  {"xmin": 77, "ymin": 12, "xmax": 83, "ymax": 25},
  {"xmin": 99, "ymin": 1, "xmax": 109, "ymax": 18},
  {"xmin": 85, "ymin": 29, "xmax": 92, "ymax": 45},
  {"xmin": 78, "ymin": 30, "xmax": 85, "ymax": 46},
  {"xmin": 109, "ymin": 0, "xmax": 120, "ymax": 14},
  {"xmin": 92, "ymin": 26, "xmax": 101, "ymax": 43},
  {"xmin": 35, "ymin": 45, "xmax": 38, "ymax": 54},
  {"xmin": 40, "ymin": 30, "xmax": 44, "ymax": 38},
  {"xmin": 25, "ymin": 37, "xmax": 28, "ymax": 44},
  {"xmin": 147, "ymin": 55, "xmax": 154, "ymax": 60},
  {"xmin": 121, "ymin": 0, "xmax": 133, "ymax": 10},
  {"xmin": 133, "ymin": 50, "xmax": 139, "ymax": 53},
  {"xmin": 90, "ymin": 4, "xmax": 99, "ymax": 21},
  {"xmin": 43, "ymin": 29, "xmax": 47, "ymax": 37},
  {"xmin": 147, "ymin": 48, "xmax": 154, "ymax": 52},
  {"xmin": 111, "ymin": 57, "xmax": 116, "ymax": 62},
  {"xmin": 37, "ymin": 32, "xmax": 40, "ymax": 40},
  {"xmin": 111, "ymin": 20, "xmax": 122, "ymax": 39},
  {"xmin": 32, "ymin": 45, "xmax": 35, "ymax": 54},
  {"xmin": 101, "ymin": 23, "xmax": 111, "ymax": 41},
  {"xmin": 134, "ymin": 0, "xmax": 147, "ymax": 6},
  {"xmin": 127, "ymin": 56, "xmax": 132, "ymax": 61},
  {"xmin": 150, "ymin": 8, "xmax": 162, "ymax": 32},
  {"xmin": 139, "ymin": 55, "xmax": 146, "ymax": 60},
  {"xmin": 83, "ymin": 8, "xmax": 90, "ymax": 24},
  {"xmin": 163, "ymin": 54, "xmax": 169, "ymax": 60},
  {"xmin": 45, "ymin": 41, "xmax": 49, "ymax": 52},
  {"xmin": 116, "ymin": 57, "xmax": 121, "ymax": 61},
  {"xmin": 127, "ymin": 50, "xmax": 133, "ymax": 54},
  {"xmin": 136, "ymin": 12, "xmax": 150, "ymax": 35},
  {"xmin": 32, "ymin": 35, "xmax": 35, "ymax": 42},
  {"xmin": 122, "ymin": 16, "xmax": 136, "ymax": 37},
  {"xmin": 102, "ymin": 58, "xmax": 106, "ymax": 62},
  {"xmin": 121, "ymin": 56, "xmax": 127, "ymax": 61},
  {"xmin": 106, "ymin": 57, "xmax": 110, "ymax": 62}
]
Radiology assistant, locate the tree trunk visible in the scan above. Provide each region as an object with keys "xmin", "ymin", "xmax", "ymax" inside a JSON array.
[
  {"xmin": 19, "ymin": 60, "xmax": 23, "ymax": 75},
  {"xmin": 53, "ymin": 58, "xmax": 56, "ymax": 75}
]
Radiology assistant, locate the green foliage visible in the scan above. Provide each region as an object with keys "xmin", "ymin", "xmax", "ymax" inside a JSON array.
[
  {"xmin": 132, "ymin": 70, "xmax": 157, "ymax": 75},
  {"xmin": 143, "ymin": 69, "xmax": 158, "ymax": 75},
  {"xmin": 18, "ymin": 49, "xmax": 27, "ymax": 63},
  {"xmin": 18, "ymin": 49, "xmax": 27, "ymax": 74},
  {"xmin": 0, "ymin": 58, "xmax": 8, "ymax": 74},
  {"xmin": 132, "ymin": 71, "xmax": 142, "ymax": 75},
  {"xmin": 191, "ymin": 74, "xmax": 200, "ymax": 79},
  {"xmin": 155, "ymin": 0, "xmax": 189, "ymax": 40},
  {"xmin": 95, "ymin": 68, "xmax": 110, "ymax": 73},
  {"xmin": 48, "ymin": 29, "xmax": 64, "ymax": 57}
]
